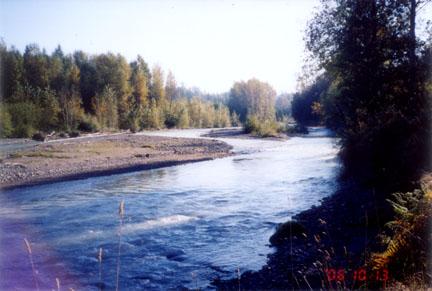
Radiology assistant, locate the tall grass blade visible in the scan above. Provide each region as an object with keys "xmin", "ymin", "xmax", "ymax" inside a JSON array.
[
  {"xmin": 115, "ymin": 200, "xmax": 124, "ymax": 291},
  {"xmin": 24, "ymin": 238, "xmax": 39, "ymax": 291}
]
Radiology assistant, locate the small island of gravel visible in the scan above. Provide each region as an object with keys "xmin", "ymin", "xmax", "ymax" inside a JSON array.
[{"xmin": 0, "ymin": 133, "xmax": 232, "ymax": 190}]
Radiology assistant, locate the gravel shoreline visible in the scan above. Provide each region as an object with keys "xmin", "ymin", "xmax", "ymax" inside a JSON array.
[
  {"xmin": 0, "ymin": 133, "xmax": 233, "ymax": 190},
  {"xmin": 213, "ymin": 182, "xmax": 394, "ymax": 290}
]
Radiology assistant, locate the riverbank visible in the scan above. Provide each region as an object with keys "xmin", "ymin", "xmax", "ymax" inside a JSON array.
[
  {"xmin": 213, "ymin": 180, "xmax": 397, "ymax": 290},
  {"xmin": 0, "ymin": 133, "xmax": 233, "ymax": 190}
]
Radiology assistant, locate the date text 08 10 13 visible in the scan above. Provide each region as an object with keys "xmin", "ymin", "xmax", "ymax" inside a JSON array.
[{"xmin": 325, "ymin": 269, "xmax": 388, "ymax": 281}]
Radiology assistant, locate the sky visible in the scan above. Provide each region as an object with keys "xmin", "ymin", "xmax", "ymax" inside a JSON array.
[{"xmin": 0, "ymin": 0, "xmax": 321, "ymax": 94}]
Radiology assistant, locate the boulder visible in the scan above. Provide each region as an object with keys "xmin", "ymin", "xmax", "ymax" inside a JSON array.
[{"xmin": 269, "ymin": 220, "xmax": 306, "ymax": 246}]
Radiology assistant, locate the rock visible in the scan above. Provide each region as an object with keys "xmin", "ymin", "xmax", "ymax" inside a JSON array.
[{"xmin": 269, "ymin": 220, "xmax": 306, "ymax": 246}]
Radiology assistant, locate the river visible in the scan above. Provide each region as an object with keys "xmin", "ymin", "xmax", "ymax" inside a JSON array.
[{"xmin": 0, "ymin": 127, "xmax": 340, "ymax": 290}]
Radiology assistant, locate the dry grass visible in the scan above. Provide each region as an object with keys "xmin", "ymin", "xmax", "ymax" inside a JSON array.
[
  {"xmin": 115, "ymin": 200, "xmax": 124, "ymax": 291},
  {"xmin": 24, "ymin": 238, "xmax": 39, "ymax": 291},
  {"xmin": 191, "ymin": 272, "xmax": 199, "ymax": 291},
  {"xmin": 98, "ymin": 248, "xmax": 102, "ymax": 291}
]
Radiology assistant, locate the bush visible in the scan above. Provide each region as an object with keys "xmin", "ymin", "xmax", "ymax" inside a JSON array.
[
  {"xmin": 244, "ymin": 114, "xmax": 260, "ymax": 134},
  {"xmin": 258, "ymin": 120, "xmax": 279, "ymax": 137},
  {"xmin": 77, "ymin": 114, "xmax": 100, "ymax": 132},
  {"xmin": 0, "ymin": 103, "xmax": 13, "ymax": 138},
  {"xmin": 244, "ymin": 114, "xmax": 280, "ymax": 137},
  {"xmin": 7, "ymin": 102, "xmax": 39, "ymax": 138}
]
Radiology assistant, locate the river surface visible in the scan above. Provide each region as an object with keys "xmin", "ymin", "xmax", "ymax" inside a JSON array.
[{"xmin": 0, "ymin": 128, "xmax": 339, "ymax": 290}]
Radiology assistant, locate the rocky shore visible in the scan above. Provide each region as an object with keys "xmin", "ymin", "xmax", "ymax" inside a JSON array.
[
  {"xmin": 0, "ymin": 133, "xmax": 232, "ymax": 190},
  {"xmin": 213, "ymin": 181, "xmax": 394, "ymax": 290}
]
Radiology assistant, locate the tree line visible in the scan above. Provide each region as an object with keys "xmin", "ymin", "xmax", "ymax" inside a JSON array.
[
  {"xmin": 0, "ymin": 41, "xmax": 291, "ymax": 138},
  {"xmin": 0, "ymin": 42, "xmax": 234, "ymax": 138}
]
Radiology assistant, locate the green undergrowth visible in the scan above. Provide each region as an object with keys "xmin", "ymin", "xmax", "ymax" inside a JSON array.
[
  {"xmin": 244, "ymin": 114, "xmax": 284, "ymax": 137},
  {"xmin": 366, "ymin": 178, "xmax": 432, "ymax": 289}
]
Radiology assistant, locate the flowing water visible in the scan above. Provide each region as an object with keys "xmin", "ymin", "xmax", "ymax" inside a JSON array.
[{"xmin": 0, "ymin": 128, "xmax": 340, "ymax": 290}]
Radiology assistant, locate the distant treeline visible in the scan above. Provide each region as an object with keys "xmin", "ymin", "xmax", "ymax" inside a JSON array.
[
  {"xmin": 0, "ymin": 42, "xmax": 236, "ymax": 137},
  {"xmin": 292, "ymin": 0, "xmax": 431, "ymax": 185},
  {"xmin": 0, "ymin": 41, "xmax": 294, "ymax": 138}
]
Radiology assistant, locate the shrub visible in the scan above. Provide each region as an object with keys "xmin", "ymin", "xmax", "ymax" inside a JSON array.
[
  {"xmin": 258, "ymin": 120, "xmax": 279, "ymax": 137},
  {"xmin": 244, "ymin": 114, "xmax": 260, "ymax": 134},
  {"xmin": 244, "ymin": 114, "xmax": 280, "ymax": 137},
  {"xmin": 78, "ymin": 114, "xmax": 100, "ymax": 132},
  {"xmin": 0, "ymin": 103, "xmax": 13, "ymax": 138},
  {"xmin": 8, "ymin": 102, "xmax": 39, "ymax": 138}
]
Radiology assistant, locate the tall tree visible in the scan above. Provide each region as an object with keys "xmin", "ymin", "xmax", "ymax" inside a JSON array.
[
  {"xmin": 228, "ymin": 78, "xmax": 276, "ymax": 122},
  {"xmin": 93, "ymin": 53, "xmax": 132, "ymax": 128},
  {"xmin": 23, "ymin": 43, "xmax": 50, "ymax": 89},
  {"xmin": 165, "ymin": 70, "xmax": 178, "ymax": 106},
  {"xmin": 149, "ymin": 65, "xmax": 165, "ymax": 107},
  {"xmin": 306, "ymin": 0, "xmax": 431, "ymax": 183}
]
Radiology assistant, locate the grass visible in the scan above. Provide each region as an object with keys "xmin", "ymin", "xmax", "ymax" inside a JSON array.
[
  {"xmin": 24, "ymin": 238, "xmax": 39, "ymax": 291},
  {"xmin": 98, "ymin": 248, "xmax": 102, "ymax": 291},
  {"xmin": 116, "ymin": 200, "xmax": 124, "ymax": 291}
]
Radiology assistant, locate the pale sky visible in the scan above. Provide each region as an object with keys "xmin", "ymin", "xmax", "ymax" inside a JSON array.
[{"xmin": 0, "ymin": 0, "xmax": 322, "ymax": 94}]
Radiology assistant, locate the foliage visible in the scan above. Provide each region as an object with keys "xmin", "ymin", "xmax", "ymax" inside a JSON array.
[
  {"xmin": 1, "ymin": 41, "xmax": 234, "ymax": 137},
  {"xmin": 275, "ymin": 93, "xmax": 293, "ymax": 121},
  {"xmin": 304, "ymin": 0, "xmax": 431, "ymax": 184},
  {"xmin": 92, "ymin": 85, "xmax": 118, "ymax": 129},
  {"xmin": 291, "ymin": 75, "xmax": 330, "ymax": 126},
  {"xmin": 371, "ymin": 183, "xmax": 432, "ymax": 285},
  {"xmin": 231, "ymin": 111, "xmax": 241, "ymax": 127},
  {"xmin": 77, "ymin": 114, "xmax": 100, "ymax": 132},
  {"xmin": 228, "ymin": 78, "xmax": 276, "ymax": 122},
  {"xmin": 7, "ymin": 102, "xmax": 38, "ymax": 138},
  {"xmin": 0, "ymin": 103, "xmax": 13, "ymax": 138},
  {"xmin": 244, "ymin": 114, "xmax": 280, "ymax": 137}
]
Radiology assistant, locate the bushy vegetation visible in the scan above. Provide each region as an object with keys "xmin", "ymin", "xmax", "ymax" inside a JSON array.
[
  {"xmin": 227, "ymin": 78, "xmax": 283, "ymax": 137},
  {"xmin": 0, "ymin": 42, "xmax": 233, "ymax": 138},
  {"xmin": 370, "ymin": 181, "xmax": 432, "ymax": 288},
  {"xmin": 291, "ymin": 75, "xmax": 330, "ymax": 126},
  {"xmin": 244, "ymin": 114, "xmax": 284, "ymax": 137}
]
